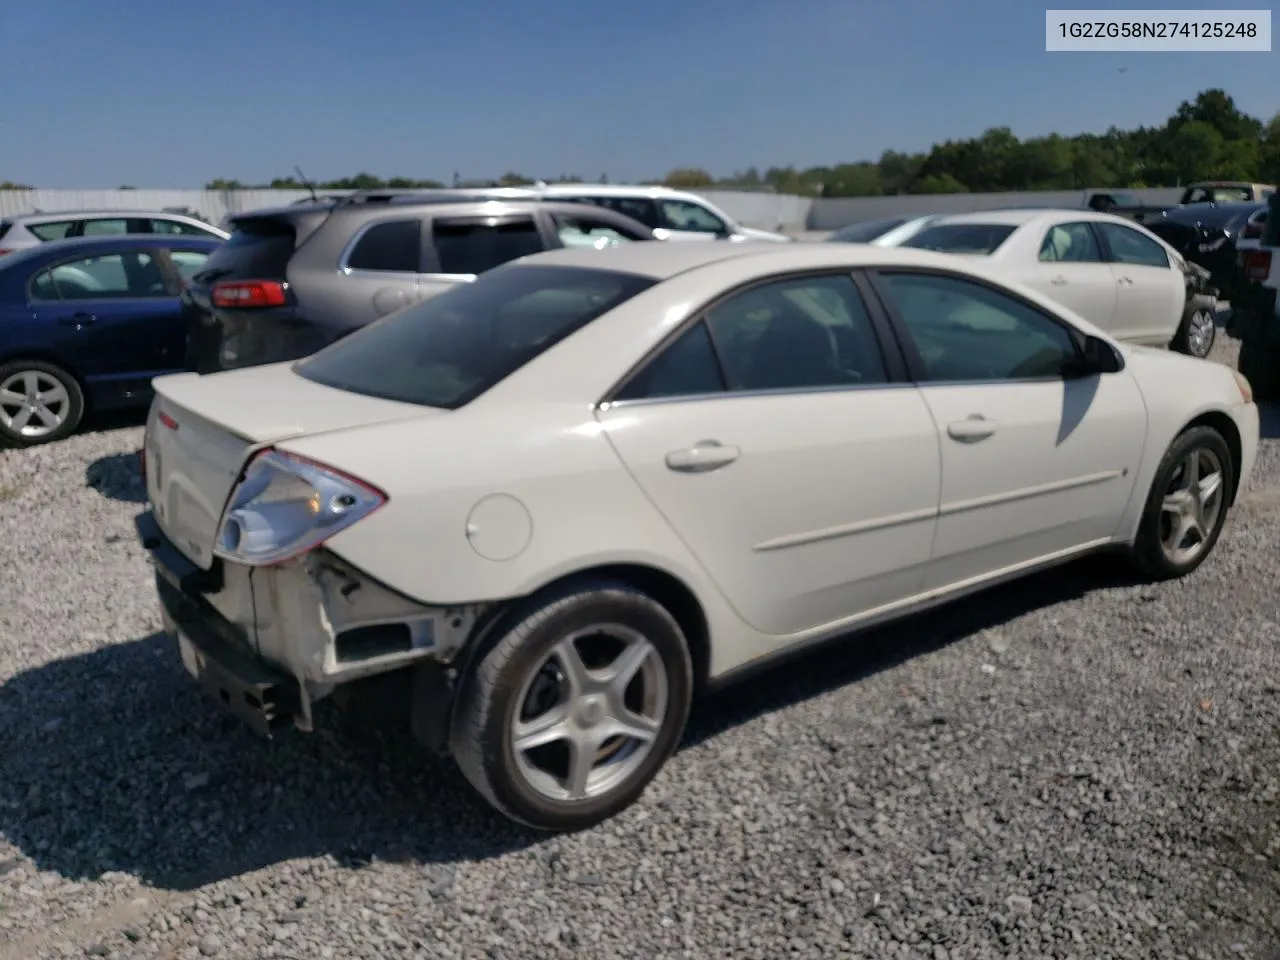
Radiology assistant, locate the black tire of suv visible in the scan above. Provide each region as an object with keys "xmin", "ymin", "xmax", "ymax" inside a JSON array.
[
  {"xmin": 0, "ymin": 360, "xmax": 85, "ymax": 448},
  {"xmin": 450, "ymin": 578, "xmax": 693, "ymax": 831},
  {"xmin": 1238, "ymin": 335, "xmax": 1280, "ymax": 402},
  {"xmin": 1129, "ymin": 425, "xmax": 1234, "ymax": 582}
]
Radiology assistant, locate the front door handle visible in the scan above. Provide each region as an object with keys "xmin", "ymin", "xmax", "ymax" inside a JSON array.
[
  {"xmin": 665, "ymin": 439, "xmax": 741, "ymax": 473},
  {"xmin": 946, "ymin": 415, "xmax": 998, "ymax": 443},
  {"xmin": 1049, "ymin": 275, "xmax": 1067, "ymax": 286},
  {"xmin": 57, "ymin": 312, "xmax": 96, "ymax": 328},
  {"xmin": 1116, "ymin": 276, "xmax": 1133, "ymax": 286}
]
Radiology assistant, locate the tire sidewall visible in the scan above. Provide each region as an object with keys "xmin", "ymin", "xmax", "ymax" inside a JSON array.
[
  {"xmin": 1136, "ymin": 426, "xmax": 1234, "ymax": 579},
  {"xmin": 471, "ymin": 587, "xmax": 693, "ymax": 831},
  {"xmin": 0, "ymin": 360, "xmax": 84, "ymax": 447},
  {"xmin": 1188, "ymin": 309, "xmax": 1216, "ymax": 358}
]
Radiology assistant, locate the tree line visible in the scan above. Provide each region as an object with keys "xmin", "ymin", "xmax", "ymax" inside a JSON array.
[{"xmin": 4, "ymin": 89, "xmax": 1277, "ymax": 198}]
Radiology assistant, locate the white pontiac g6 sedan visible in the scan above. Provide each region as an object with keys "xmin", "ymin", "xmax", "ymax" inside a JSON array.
[
  {"xmin": 894, "ymin": 209, "xmax": 1208, "ymax": 356},
  {"xmin": 135, "ymin": 240, "xmax": 1259, "ymax": 831}
]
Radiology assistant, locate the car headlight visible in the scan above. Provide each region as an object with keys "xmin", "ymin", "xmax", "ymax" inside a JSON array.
[
  {"xmin": 215, "ymin": 449, "xmax": 386, "ymax": 566},
  {"xmin": 1231, "ymin": 369, "xmax": 1253, "ymax": 404}
]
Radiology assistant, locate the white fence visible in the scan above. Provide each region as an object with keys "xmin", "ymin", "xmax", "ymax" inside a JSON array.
[{"xmin": 0, "ymin": 185, "xmax": 1193, "ymax": 232}]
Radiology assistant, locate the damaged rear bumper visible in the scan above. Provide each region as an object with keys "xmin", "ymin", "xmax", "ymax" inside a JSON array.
[{"xmin": 135, "ymin": 510, "xmax": 486, "ymax": 735}]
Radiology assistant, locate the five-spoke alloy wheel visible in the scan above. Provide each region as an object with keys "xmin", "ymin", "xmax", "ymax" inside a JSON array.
[
  {"xmin": 0, "ymin": 361, "xmax": 84, "ymax": 447},
  {"xmin": 1133, "ymin": 425, "xmax": 1234, "ymax": 580},
  {"xmin": 451, "ymin": 579, "xmax": 693, "ymax": 831}
]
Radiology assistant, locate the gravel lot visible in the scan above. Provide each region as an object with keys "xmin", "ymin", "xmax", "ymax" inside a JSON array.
[{"xmin": 3, "ymin": 332, "xmax": 1280, "ymax": 960}]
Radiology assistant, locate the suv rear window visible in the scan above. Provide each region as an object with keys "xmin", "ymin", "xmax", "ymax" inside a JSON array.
[
  {"xmin": 296, "ymin": 264, "xmax": 655, "ymax": 409},
  {"xmin": 194, "ymin": 217, "xmax": 295, "ymax": 282},
  {"xmin": 901, "ymin": 223, "xmax": 1017, "ymax": 255}
]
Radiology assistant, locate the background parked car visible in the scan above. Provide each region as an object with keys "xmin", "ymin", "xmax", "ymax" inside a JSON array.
[
  {"xmin": 1143, "ymin": 201, "xmax": 1268, "ymax": 302},
  {"xmin": 183, "ymin": 194, "xmax": 658, "ymax": 373},
  {"xmin": 825, "ymin": 214, "xmax": 942, "ymax": 246},
  {"xmin": 0, "ymin": 234, "xmax": 221, "ymax": 445},
  {"xmin": 891, "ymin": 209, "xmax": 1201, "ymax": 354},
  {"xmin": 1084, "ymin": 181, "xmax": 1276, "ymax": 224},
  {"xmin": 0, "ymin": 210, "xmax": 228, "ymax": 256}
]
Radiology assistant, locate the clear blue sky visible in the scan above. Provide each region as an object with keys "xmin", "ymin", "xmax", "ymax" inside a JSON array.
[{"xmin": 0, "ymin": 0, "xmax": 1274, "ymax": 187}]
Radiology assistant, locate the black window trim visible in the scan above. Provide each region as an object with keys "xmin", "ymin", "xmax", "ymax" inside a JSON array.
[
  {"xmin": 422, "ymin": 213, "xmax": 544, "ymax": 279},
  {"xmin": 598, "ymin": 268, "xmax": 911, "ymax": 409},
  {"xmin": 861, "ymin": 265, "xmax": 1125, "ymax": 387},
  {"xmin": 337, "ymin": 216, "xmax": 427, "ymax": 277},
  {"xmin": 1035, "ymin": 219, "xmax": 1109, "ymax": 266},
  {"xmin": 1092, "ymin": 219, "xmax": 1171, "ymax": 270}
]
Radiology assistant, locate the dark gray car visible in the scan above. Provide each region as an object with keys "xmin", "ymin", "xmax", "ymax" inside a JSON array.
[{"xmin": 182, "ymin": 191, "xmax": 658, "ymax": 373}]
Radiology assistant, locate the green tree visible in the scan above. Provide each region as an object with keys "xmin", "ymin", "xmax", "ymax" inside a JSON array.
[
  {"xmin": 662, "ymin": 167, "xmax": 715, "ymax": 188},
  {"xmin": 205, "ymin": 178, "xmax": 245, "ymax": 190},
  {"xmin": 910, "ymin": 173, "xmax": 967, "ymax": 194}
]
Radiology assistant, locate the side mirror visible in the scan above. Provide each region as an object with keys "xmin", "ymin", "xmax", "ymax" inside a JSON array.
[{"xmin": 1064, "ymin": 334, "xmax": 1123, "ymax": 378}]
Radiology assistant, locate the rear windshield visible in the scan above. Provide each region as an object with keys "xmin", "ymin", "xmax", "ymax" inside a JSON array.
[
  {"xmin": 296, "ymin": 264, "xmax": 656, "ymax": 409},
  {"xmin": 900, "ymin": 223, "xmax": 1017, "ymax": 255},
  {"xmin": 192, "ymin": 217, "xmax": 295, "ymax": 283},
  {"xmin": 828, "ymin": 217, "xmax": 910, "ymax": 244}
]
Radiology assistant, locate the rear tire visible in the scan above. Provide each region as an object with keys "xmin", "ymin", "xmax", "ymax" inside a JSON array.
[
  {"xmin": 1238, "ymin": 336, "xmax": 1280, "ymax": 401},
  {"xmin": 0, "ymin": 360, "xmax": 84, "ymax": 447},
  {"xmin": 450, "ymin": 579, "xmax": 693, "ymax": 831},
  {"xmin": 1130, "ymin": 425, "xmax": 1233, "ymax": 581}
]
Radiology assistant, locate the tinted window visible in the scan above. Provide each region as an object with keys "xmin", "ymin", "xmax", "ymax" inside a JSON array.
[
  {"xmin": 552, "ymin": 213, "xmax": 644, "ymax": 249},
  {"xmin": 297, "ymin": 265, "xmax": 655, "ymax": 409},
  {"xmin": 1096, "ymin": 223, "xmax": 1169, "ymax": 268},
  {"xmin": 615, "ymin": 322, "xmax": 725, "ymax": 401},
  {"xmin": 169, "ymin": 249, "xmax": 211, "ymax": 283},
  {"xmin": 901, "ymin": 223, "xmax": 1017, "ymax": 255},
  {"xmin": 658, "ymin": 199, "xmax": 726, "ymax": 234},
  {"xmin": 829, "ymin": 217, "xmax": 910, "ymax": 244},
  {"xmin": 564, "ymin": 196, "xmax": 660, "ymax": 228},
  {"xmin": 879, "ymin": 272, "xmax": 1079, "ymax": 382},
  {"xmin": 432, "ymin": 218, "xmax": 543, "ymax": 275},
  {"xmin": 1038, "ymin": 222, "xmax": 1103, "ymax": 263},
  {"xmin": 193, "ymin": 218, "xmax": 295, "ymax": 282},
  {"xmin": 81, "ymin": 219, "xmax": 131, "ymax": 236},
  {"xmin": 27, "ymin": 221, "xmax": 75, "ymax": 241},
  {"xmin": 707, "ymin": 275, "xmax": 887, "ymax": 391},
  {"xmin": 44, "ymin": 252, "xmax": 168, "ymax": 300},
  {"xmin": 346, "ymin": 219, "xmax": 421, "ymax": 272}
]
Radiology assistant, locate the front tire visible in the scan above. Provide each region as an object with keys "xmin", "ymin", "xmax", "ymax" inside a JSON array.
[
  {"xmin": 1130, "ymin": 425, "xmax": 1234, "ymax": 581},
  {"xmin": 1170, "ymin": 301, "xmax": 1217, "ymax": 358},
  {"xmin": 0, "ymin": 360, "xmax": 84, "ymax": 447},
  {"xmin": 450, "ymin": 579, "xmax": 693, "ymax": 831}
]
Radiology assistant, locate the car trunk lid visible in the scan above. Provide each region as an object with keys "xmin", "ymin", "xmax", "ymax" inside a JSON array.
[{"xmin": 145, "ymin": 363, "xmax": 440, "ymax": 569}]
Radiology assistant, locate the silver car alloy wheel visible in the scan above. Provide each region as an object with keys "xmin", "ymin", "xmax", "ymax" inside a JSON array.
[
  {"xmin": 1187, "ymin": 309, "xmax": 1216, "ymax": 358},
  {"xmin": 0, "ymin": 370, "xmax": 71, "ymax": 439},
  {"xmin": 511, "ymin": 624, "xmax": 669, "ymax": 803},
  {"xmin": 1160, "ymin": 446, "xmax": 1224, "ymax": 566}
]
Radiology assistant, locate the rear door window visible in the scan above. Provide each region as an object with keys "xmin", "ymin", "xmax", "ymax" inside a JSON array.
[
  {"xmin": 657, "ymin": 199, "xmax": 727, "ymax": 235},
  {"xmin": 561, "ymin": 196, "xmax": 661, "ymax": 229},
  {"xmin": 901, "ymin": 223, "xmax": 1017, "ymax": 255},
  {"xmin": 27, "ymin": 220, "xmax": 76, "ymax": 241},
  {"xmin": 430, "ymin": 217, "xmax": 544, "ymax": 275},
  {"xmin": 345, "ymin": 219, "xmax": 422, "ymax": 272},
  {"xmin": 81, "ymin": 219, "xmax": 133, "ymax": 236},
  {"xmin": 150, "ymin": 218, "xmax": 218, "ymax": 237},
  {"xmin": 551, "ymin": 212, "xmax": 648, "ymax": 248}
]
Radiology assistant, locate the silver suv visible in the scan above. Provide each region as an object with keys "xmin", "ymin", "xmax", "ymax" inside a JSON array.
[
  {"xmin": 182, "ymin": 191, "xmax": 657, "ymax": 372},
  {"xmin": 0, "ymin": 210, "xmax": 228, "ymax": 256}
]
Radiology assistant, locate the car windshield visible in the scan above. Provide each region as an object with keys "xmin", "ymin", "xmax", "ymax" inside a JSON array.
[
  {"xmin": 899, "ymin": 223, "xmax": 1017, "ymax": 255},
  {"xmin": 828, "ymin": 217, "xmax": 910, "ymax": 243},
  {"xmin": 296, "ymin": 264, "xmax": 656, "ymax": 409}
]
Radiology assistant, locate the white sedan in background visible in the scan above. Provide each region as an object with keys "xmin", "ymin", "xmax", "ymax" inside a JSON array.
[
  {"xmin": 890, "ymin": 209, "xmax": 1204, "ymax": 354},
  {"xmin": 135, "ymin": 240, "xmax": 1258, "ymax": 831}
]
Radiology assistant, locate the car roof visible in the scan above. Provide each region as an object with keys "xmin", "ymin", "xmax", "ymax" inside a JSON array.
[
  {"xmin": 511, "ymin": 238, "xmax": 1011, "ymax": 279},
  {"xmin": 922, "ymin": 209, "xmax": 1144, "ymax": 229},
  {"xmin": 7, "ymin": 209, "xmax": 210, "ymax": 223},
  {"xmin": 20, "ymin": 234, "xmax": 222, "ymax": 255},
  {"xmin": 232, "ymin": 196, "xmax": 637, "ymax": 223}
]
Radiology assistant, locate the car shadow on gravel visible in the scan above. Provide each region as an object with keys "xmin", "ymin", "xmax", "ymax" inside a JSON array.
[
  {"xmin": 85, "ymin": 452, "xmax": 148, "ymax": 503},
  {"xmin": 0, "ymin": 554, "xmax": 1140, "ymax": 892}
]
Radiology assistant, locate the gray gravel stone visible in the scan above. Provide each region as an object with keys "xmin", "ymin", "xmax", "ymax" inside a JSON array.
[{"xmin": 3, "ymin": 334, "xmax": 1280, "ymax": 958}]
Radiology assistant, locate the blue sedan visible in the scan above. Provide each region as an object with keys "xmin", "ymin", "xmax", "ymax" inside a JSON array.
[{"xmin": 0, "ymin": 233, "xmax": 221, "ymax": 445}]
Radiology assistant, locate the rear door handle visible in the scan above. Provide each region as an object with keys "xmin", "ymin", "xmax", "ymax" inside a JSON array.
[
  {"xmin": 665, "ymin": 439, "xmax": 741, "ymax": 473},
  {"xmin": 946, "ymin": 416, "xmax": 998, "ymax": 442},
  {"xmin": 57, "ymin": 312, "xmax": 96, "ymax": 328},
  {"xmin": 1116, "ymin": 276, "xmax": 1133, "ymax": 286},
  {"xmin": 1049, "ymin": 275, "xmax": 1067, "ymax": 286}
]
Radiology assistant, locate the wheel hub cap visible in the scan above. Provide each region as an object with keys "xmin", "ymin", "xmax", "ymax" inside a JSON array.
[
  {"xmin": 1159, "ymin": 447, "xmax": 1224, "ymax": 565},
  {"xmin": 0, "ymin": 370, "xmax": 71, "ymax": 439}
]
